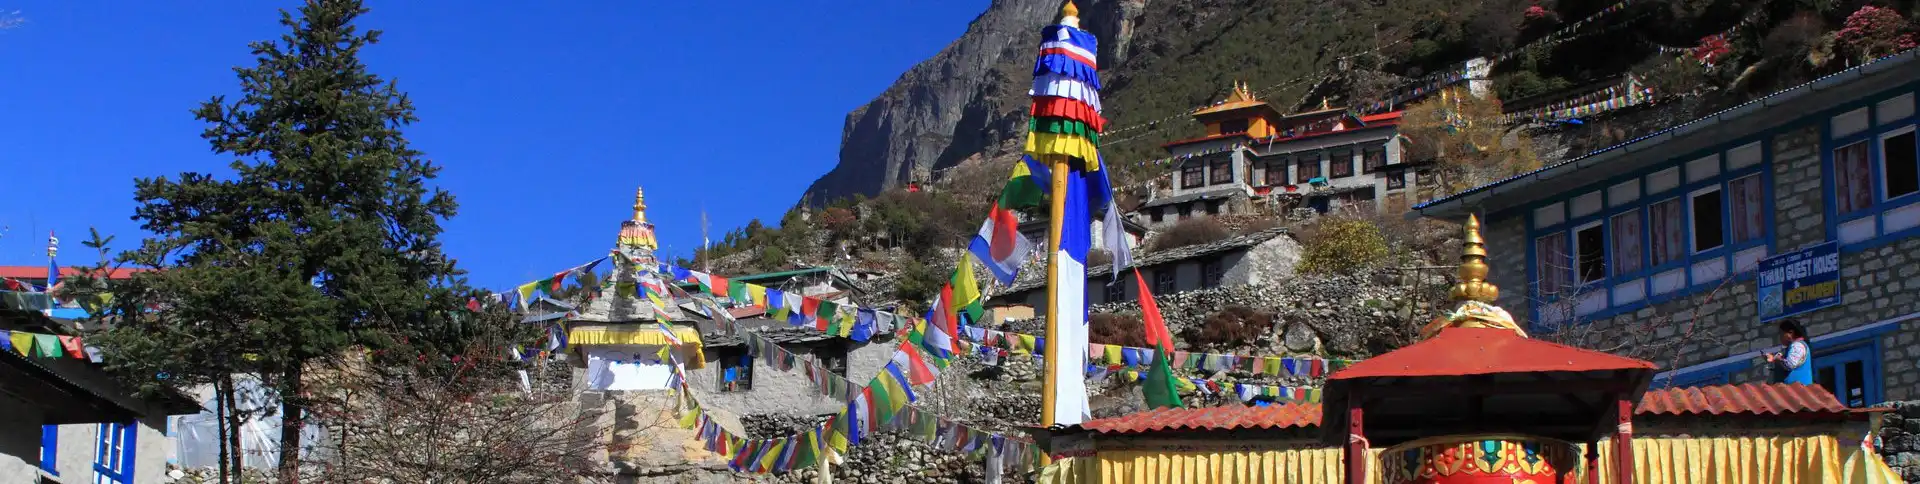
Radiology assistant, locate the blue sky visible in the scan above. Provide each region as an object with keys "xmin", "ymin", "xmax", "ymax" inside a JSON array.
[{"xmin": 0, "ymin": 1, "xmax": 986, "ymax": 290}]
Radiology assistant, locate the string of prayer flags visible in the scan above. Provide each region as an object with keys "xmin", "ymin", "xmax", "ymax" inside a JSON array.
[
  {"xmin": 512, "ymin": 256, "xmax": 606, "ymax": 309},
  {"xmin": 2, "ymin": 329, "xmax": 104, "ymax": 362}
]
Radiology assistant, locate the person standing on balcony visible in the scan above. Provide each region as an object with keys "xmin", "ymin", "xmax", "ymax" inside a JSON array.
[{"xmin": 1765, "ymin": 319, "xmax": 1813, "ymax": 385}]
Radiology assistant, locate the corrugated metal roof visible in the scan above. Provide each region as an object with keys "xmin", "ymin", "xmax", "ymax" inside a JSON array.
[
  {"xmin": 1413, "ymin": 48, "xmax": 1920, "ymax": 215},
  {"xmin": 1637, "ymin": 382, "xmax": 1850, "ymax": 417},
  {"xmin": 1329, "ymin": 327, "xmax": 1657, "ymax": 380},
  {"xmin": 1084, "ymin": 382, "xmax": 1855, "ymax": 435},
  {"xmin": 0, "ymin": 266, "xmax": 149, "ymax": 280},
  {"xmin": 1082, "ymin": 403, "xmax": 1324, "ymax": 435}
]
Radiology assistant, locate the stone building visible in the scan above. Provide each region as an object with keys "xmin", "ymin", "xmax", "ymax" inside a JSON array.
[
  {"xmin": 560, "ymin": 187, "xmax": 898, "ymax": 476},
  {"xmin": 0, "ymin": 291, "xmax": 198, "ymax": 483},
  {"xmin": 1414, "ymin": 49, "xmax": 1920, "ymax": 406},
  {"xmin": 988, "ymin": 227, "xmax": 1300, "ymax": 314},
  {"xmin": 1138, "ymin": 82, "xmax": 1423, "ymax": 226}
]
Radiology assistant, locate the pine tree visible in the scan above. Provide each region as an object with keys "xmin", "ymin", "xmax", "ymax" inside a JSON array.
[{"xmin": 99, "ymin": 1, "xmax": 457, "ymax": 481}]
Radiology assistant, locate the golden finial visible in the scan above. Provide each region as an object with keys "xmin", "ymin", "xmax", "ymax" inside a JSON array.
[
  {"xmin": 1450, "ymin": 214, "xmax": 1497, "ymax": 303},
  {"xmin": 1421, "ymin": 214, "xmax": 1525, "ymax": 339},
  {"xmin": 632, "ymin": 186, "xmax": 649, "ymax": 223},
  {"xmin": 1061, "ymin": 1, "xmax": 1079, "ymax": 19}
]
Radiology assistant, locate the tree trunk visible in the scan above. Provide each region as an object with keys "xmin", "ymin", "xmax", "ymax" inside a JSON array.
[
  {"xmin": 224, "ymin": 376, "xmax": 243, "ymax": 483},
  {"xmin": 216, "ymin": 375, "xmax": 232, "ymax": 484},
  {"xmin": 277, "ymin": 366, "xmax": 305, "ymax": 484}
]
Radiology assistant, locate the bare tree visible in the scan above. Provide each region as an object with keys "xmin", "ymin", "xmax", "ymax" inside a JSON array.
[
  {"xmin": 1525, "ymin": 249, "xmax": 1727, "ymax": 372},
  {"xmin": 303, "ymin": 345, "xmax": 620, "ymax": 483}
]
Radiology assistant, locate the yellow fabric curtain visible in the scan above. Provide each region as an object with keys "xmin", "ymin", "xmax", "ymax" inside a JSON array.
[
  {"xmin": 1037, "ymin": 446, "xmax": 1381, "ymax": 484},
  {"xmin": 1591, "ymin": 435, "xmax": 1903, "ymax": 484},
  {"xmin": 567, "ymin": 326, "xmax": 707, "ymax": 369},
  {"xmin": 1035, "ymin": 435, "xmax": 1903, "ymax": 484},
  {"xmin": 568, "ymin": 325, "xmax": 703, "ymax": 346}
]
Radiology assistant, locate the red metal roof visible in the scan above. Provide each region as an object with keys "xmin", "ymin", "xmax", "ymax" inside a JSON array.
[
  {"xmin": 1330, "ymin": 327, "xmax": 1657, "ymax": 380},
  {"xmin": 0, "ymin": 266, "xmax": 149, "ymax": 280},
  {"xmin": 1637, "ymin": 382, "xmax": 1850, "ymax": 417},
  {"xmin": 1082, "ymin": 403, "xmax": 1324, "ymax": 435},
  {"xmin": 1085, "ymin": 383, "xmax": 1855, "ymax": 435}
]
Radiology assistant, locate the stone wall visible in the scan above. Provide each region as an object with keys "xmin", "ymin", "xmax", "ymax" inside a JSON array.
[
  {"xmin": 1878, "ymin": 401, "xmax": 1920, "ymax": 482},
  {"xmin": 686, "ymin": 338, "xmax": 898, "ymax": 417},
  {"xmin": 1482, "ymin": 122, "xmax": 1920, "ymax": 398}
]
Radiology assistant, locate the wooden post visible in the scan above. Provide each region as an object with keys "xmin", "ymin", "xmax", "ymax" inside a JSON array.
[
  {"xmin": 1584, "ymin": 440, "xmax": 1600, "ymax": 484},
  {"xmin": 1344, "ymin": 401, "xmax": 1367, "ymax": 484},
  {"xmin": 1040, "ymin": 154, "xmax": 1070, "ymax": 427},
  {"xmin": 1612, "ymin": 398, "xmax": 1635, "ymax": 484}
]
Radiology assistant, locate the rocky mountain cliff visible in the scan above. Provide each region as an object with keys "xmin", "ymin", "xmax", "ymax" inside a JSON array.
[
  {"xmin": 801, "ymin": 0, "xmax": 1148, "ymax": 203},
  {"xmin": 801, "ymin": 0, "xmax": 1457, "ymax": 203}
]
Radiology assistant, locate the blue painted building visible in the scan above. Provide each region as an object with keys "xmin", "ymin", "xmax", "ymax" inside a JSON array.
[{"xmin": 1415, "ymin": 49, "xmax": 1920, "ymax": 407}]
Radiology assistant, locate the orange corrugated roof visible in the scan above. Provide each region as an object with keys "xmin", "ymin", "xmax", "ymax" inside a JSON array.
[
  {"xmin": 1330, "ymin": 327, "xmax": 1656, "ymax": 380},
  {"xmin": 1637, "ymin": 382, "xmax": 1850, "ymax": 416},
  {"xmin": 1084, "ymin": 382, "xmax": 1857, "ymax": 435},
  {"xmin": 1191, "ymin": 99, "xmax": 1274, "ymax": 117},
  {"xmin": 0, "ymin": 266, "xmax": 149, "ymax": 280},
  {"xmin": 1082, "ymin": 403, "xmax": 1323, "ymax": 434}
]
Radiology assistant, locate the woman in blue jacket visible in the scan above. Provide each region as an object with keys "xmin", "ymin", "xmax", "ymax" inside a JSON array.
[{"xmin": 1765, "ymin": 319, "xmax": 1813, "ymax": 385}]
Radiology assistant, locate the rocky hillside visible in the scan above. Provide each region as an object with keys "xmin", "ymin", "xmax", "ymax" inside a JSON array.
[
  {"xmin": 801, "ymin": 0, "xmax": 1148, "ymax": 202},
  {"xmin": 802, "ymin": 0, "xmax": 1916, "ymax": 203}
]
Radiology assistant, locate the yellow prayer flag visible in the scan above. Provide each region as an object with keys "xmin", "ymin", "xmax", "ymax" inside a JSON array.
[
  {"xmin": 1103, "ymin": 345, "xmax": 1122, "ymax": 365},
  {"xmin": 9, "ymin": 332, "xmax": 30, "ymax": 356},
  {"xmin": 1018, "ymin": 334, "xmax": 1037, "ymax": 354},
  {"xmin": 759, "ymin": 439, "xmax": 784, "ymax": 471},
  {"xmin": 747, "ymin": 284, "xmax": 768, "ymax": 307},
  {"xmin": 516, "ymin": 281, "xmax": 538, "ymax": 306}
]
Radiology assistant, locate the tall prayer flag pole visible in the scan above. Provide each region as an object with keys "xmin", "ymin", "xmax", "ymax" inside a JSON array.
[{"xmin": 1031, "ymin": 0, "xmax": 1103, "ymax": 427}]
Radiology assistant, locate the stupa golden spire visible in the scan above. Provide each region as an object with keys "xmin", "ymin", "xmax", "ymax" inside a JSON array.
[
  {"xmin": 1059, "ymin": 1, "xmax": 1080, "ymax": 27},
  {"xmin": 631, "ymin": 186, "xmax": 649, "ymax": 224},
  {"xmin": 1421, "ymin": 214, "xmax": 1526, "ymax": 339}
]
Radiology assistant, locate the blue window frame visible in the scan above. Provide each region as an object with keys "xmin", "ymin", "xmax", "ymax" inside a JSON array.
[
  {"xmin": 1813, "ymin": 343, "xmax": 1882, "ymax": 408},
  {"xmin": 1824, "ymin": 90, "xmax": 1920, "ymax": 250},
  {"xmin": 1525, "ymin": 140, "xmax": 1775, "ymax": 327},
  {"xmin": 92, "ymin": 422, "xmax": 136, "ymax": 484},
  {"xmin": 40, "ymin": 425, "xmax": 58, "ymax": 474}
]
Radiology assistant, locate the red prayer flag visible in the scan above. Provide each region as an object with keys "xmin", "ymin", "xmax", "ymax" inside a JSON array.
[{"xmin": 1134, "ymin": 270, "xmax": 1176, "ymax": 350}]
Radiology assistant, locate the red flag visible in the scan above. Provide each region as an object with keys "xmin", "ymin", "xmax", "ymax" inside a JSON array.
[
  {"xmin": 895, "ymin": 343, "xmax": 939, "ymax": 385},
  {"xmin": 466, "ymin": 298, "xmax": 482, "ymax": 312},
  {"xmin": 938, "ymin": 283, "xmax": 958, "ymax": 342},
  {"xmin": 709, "ymin": 275, "xmax": 731, "ymax": 297},
  {"xmin": 1134, "ymin": 270, "xmax": 1175, "ymax": 350}
]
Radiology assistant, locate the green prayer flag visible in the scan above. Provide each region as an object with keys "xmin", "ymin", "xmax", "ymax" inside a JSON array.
[
  {"xmin": 1143, "ymin": 344, "xmax": 1185, "ymax": 409},
  {"xmin": 818, "ymin": 301, "xmax": 840, "ymax": 334},
  {"xmin": 33, "ymin": 334, "xmax": 61, "ymax": 358}
]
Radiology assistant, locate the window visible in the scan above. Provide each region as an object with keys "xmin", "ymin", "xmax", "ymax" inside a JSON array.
[
  {"xmin": 93, "ymin": 422, "xmax": 134, "ymax": 484},
  {"xmin": 1690, "ymin": 187, "xmax": 1724, "ymax": 253},
  {"xmin": 1610, "ymin": 210, "xmax": 1643, "ymax": 275},
  {"xmin": 1181, "ymin": 165, "xmax": 1205, "ymax": 189},
  {"xmin": 1104, "ymin": 281, "xmax": 1126, "ymax": 303},
  {"xmin": 1728, "ymin": 174, "xmax": 1765, "ymax": 244},
  {"xmin": 1330, "ymin": 151, "xmax": 1354, "ymax": 178},
  {"xmin": 1210, "ymin": 160, "xmax": 1233, "ymax": 185},
  {"xmin": 1835, "ymin": 141, "xmax": 1871, "ymax": 214},
  {"xmin": 1814, "ymin": 344, "xmax": 1880, "ymax": 408},
  {"xmin": 1264, "ymin": 160, "xmax": 1288, "ymax": 186},
  {"xmin": 1206, "ymin": 200, "xmax": 1223, "ymax": 215},
  {"xmin": 717, "ymin": 351, "xmax": 753, "ymax": 392},
  {"xmin": 1202, "ymin": 259, "xmax": 1225, "ymax": 287},
  {"xmin": 1574, "ymin": 222, "xmax": 1606, "ymax": 284},
  {"xmin": 40, "ymin": 425, "xmax": 57, "ymax": 475},
  {"xmin": 812, "ymin": 345, "xmax": 848, "ymax": 378},
  {"xmin": 1220, "ymin": 118, "xmax": 1250, "ymax": 135},
  {"xmin": 1534, "ymin": 232, "xmax": 1570, "ymax": 296},
  {"xmin": 1386, "ymin": 169, "xmax": 1406, "ymax": 190},
  {"xmin": 1295, "ymin": 156, "xmax": 1320, "ymax": 184},
  {"xmin": 1884, "ymin": 128, "xmax": 1919, "ymax": 200},
  {"xmin": 1154, "ymin": 270, "xmax": 1176, "ymax": 295},
  {"xmin": 1362, "ymin": 148, "xmax": 1386, "ymax": 173},
  {"xmin": 1649, "ymin": 198, "xmax": 1686, "ymax": 266},
  {"xmin": 1150, "ymin": 209, "xmax": 1164, "ymax": 223}
]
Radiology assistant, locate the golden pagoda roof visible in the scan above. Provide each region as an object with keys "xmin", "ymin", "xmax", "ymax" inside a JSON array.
[{"xmin": 1191, "ymin": 81, "xmax": 1278, "ymax": 117}]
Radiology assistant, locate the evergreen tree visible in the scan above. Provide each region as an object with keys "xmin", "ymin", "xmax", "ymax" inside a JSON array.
[{"xmin": 98, "ymin": 1, "xmax": 456, "ymax": 481}]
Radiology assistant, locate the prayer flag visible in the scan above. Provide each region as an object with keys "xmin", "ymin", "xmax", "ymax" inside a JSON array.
[
  {"xmin": 951, "ymin": 255, "xmax": 985, "ymax": 327},
  {"xmin": 1136, "ymin": 269, "xmax": 1184, "ymax": 409},
  {"xmin": 969, "ymin": 202, "xmax": 1034, "ymax": 284}
]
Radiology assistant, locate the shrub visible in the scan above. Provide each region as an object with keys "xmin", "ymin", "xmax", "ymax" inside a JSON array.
[
  {"xmin": 1148, "ymin": 218, "xmax": 1231, "ymax": 250},
  {"xmin": 1834, "ymin": 6, "xmax": 1916, "ymax": 63},
  {"xmin": 1089, "ymin": 313, "xmax": 1151, "ymax": 348},
  {"xmin": 1183, "ymin": 306, "xmax": 1271, "ymax": 349},
  {"xmin": 1296, "ymin": 215, "xmax": 1389, "ymax": 275}
]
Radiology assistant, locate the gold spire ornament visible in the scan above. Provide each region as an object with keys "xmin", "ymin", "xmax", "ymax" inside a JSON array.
[
  {"xmin": 1059, "ymin": 1, "xmax": 1080, "ymax": 28},
  {"xmin": 1421, "ymin": 214, "xmax": 1526, "ymax": 339},
  {"xmin": 632, "ymin": 186, "xmax": 649, "ymax": 223}
]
